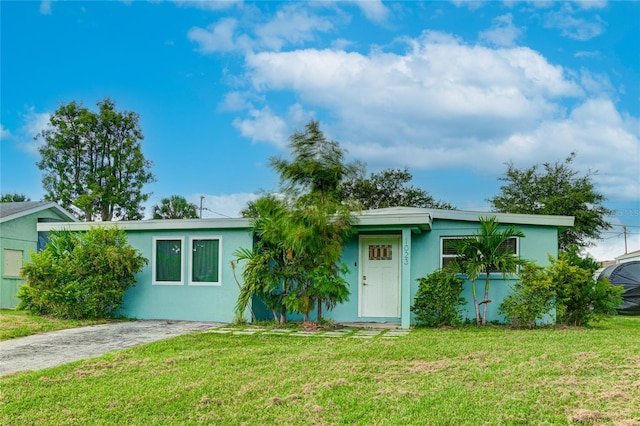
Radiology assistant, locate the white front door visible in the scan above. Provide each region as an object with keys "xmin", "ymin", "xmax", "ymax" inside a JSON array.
[{"xmin": 360, "ymin": 236, "xmax": 401, "ymax": 318}]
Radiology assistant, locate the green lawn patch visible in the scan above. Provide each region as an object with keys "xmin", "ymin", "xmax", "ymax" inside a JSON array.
[
  {"xmin": 1, "ymin": 316, "xmax": 639, "ymax": 424},
  {"xmin": 0, "ymin": 310, "xmax": 106, "ymax": 341}
]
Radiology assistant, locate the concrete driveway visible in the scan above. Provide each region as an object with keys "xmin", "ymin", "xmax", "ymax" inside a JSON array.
[{"xmin": 0, "ymin": 320, "xmax": 221, "ymax": 376}]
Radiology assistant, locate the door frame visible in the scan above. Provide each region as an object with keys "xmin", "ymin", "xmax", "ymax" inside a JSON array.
[{"xmin": 358, "ymin": 234, "xmax": 401, "ymax": 318}]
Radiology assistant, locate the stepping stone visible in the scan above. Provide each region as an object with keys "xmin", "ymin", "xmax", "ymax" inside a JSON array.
[
  {"xmin": 323, "ymin": 332, "xmax": 349, "ymax": 337},
  {"xmin": 233, "ymin": 330, "xmax": 259, "ymax": 335},
  {"xmin": 289, "ymin": 332, "xmax": 321, "ymax": 337},
  {"xmin": 207, "ymin": 329, "xmax": 233, "ymax": 334},
  {"xmin": 354, "ymin": 330, "xmax": 381, "ymax": 335}
]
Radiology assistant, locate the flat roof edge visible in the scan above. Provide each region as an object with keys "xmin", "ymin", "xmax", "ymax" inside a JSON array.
[{"xmin": 37, "ymin": 218, "xmax": 252, "ymax": 232}]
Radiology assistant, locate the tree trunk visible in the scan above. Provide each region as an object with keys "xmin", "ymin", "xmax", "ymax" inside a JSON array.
[
  {"xmin": 471, "ymin": 278, "xmax": 480, "ymax": 326},
  {"xmin": 317, "ymin": 298, "xmax": 323, "ymax": 323},
  {"xmin": 481, "ymin": 275, "xmax": 490, "ymax": 326}
]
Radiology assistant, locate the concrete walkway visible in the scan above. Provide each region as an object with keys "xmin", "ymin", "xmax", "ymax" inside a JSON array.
[
  {"xmin": 0, "ymin": 320, "xmax": 219, "ymax": 376},
  {"xmin": 0, "ymin": 321, "xmax": 411, "ymax": 377}
]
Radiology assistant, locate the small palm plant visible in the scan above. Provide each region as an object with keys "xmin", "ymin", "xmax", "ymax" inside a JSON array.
[{"xmin": 448, "ymin": 217, "xmax": 525, "ymax": 326}]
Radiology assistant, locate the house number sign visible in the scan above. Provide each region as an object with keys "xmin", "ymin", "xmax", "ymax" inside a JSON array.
[{"xmin": 403, "ymin": 238, "xmax": 409, "ymax": 266}]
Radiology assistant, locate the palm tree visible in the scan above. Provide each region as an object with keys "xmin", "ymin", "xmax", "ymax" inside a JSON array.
[
  {"xmin": 449, "ymin": 217, "xmax": 525, "ymax": 326},
  {"xmin": 151, "ymin": 195, "xmax": 198, "ymax": 219}
]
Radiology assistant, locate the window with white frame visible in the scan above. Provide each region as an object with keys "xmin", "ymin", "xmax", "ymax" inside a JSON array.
[
  {"xmin": 152, "ymin": 237, "xmax": 184, "ymax": 285},
  {"xmin": 189, "ymin": 236, "xmax": 221, "ymax": 286},
  {"xmin": 3, "ymin": 249, "xmax": 23, "ymax": 278},
  {"xmin": 440, "ymin": 237, "xmax": 519, "ymax": 272}
]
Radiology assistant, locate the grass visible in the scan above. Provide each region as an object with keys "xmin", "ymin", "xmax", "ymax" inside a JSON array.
[
  {"xmin": 0, "ymin": 309, "xmax": 106, "ymax": 340},
  {"xmin": 1, "ymin": 316, "xmax": 639, "ymax": 425}
]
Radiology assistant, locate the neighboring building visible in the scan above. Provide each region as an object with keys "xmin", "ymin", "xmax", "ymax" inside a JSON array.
[
  {"xmin": 0, "ymin": 202, "xmax": 77, "ymax": 308},
  {"xmin": 37, "ymin": 207, "xmax": 574, "ymax": 327},
  {"xmin": 616, "ymin": 250, "xmax": 640, "ymax": 264}
]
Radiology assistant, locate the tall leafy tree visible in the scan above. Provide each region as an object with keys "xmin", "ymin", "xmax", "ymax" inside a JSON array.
[
  {"xmin": 270, "ymin": 120, "xmax": 358, "ymax": 320},
  {"xmin": 36, "ymin": 98, "xmax": 155, "ymax": 221},
  {"xmin": 489, "ymin": 153, "xmax": 611, "ymax": 251},
  {"xmin": 448, "ymin": 217, "xmax": 525, "ymax": 326},
  {"xmin": 1, "ymin": 193, "xmax": 31, "ymax": 202},
  {"xmin": 341, "ymin": 167, "xmax": 454, "ymax": 210},
  {"xmin": 152, "ymin": 195, "xmax": 198, "ymax": 219},
  {"xmin": 270, "ymin": 120, "xmax": 361, "ymax": 205},
  {"xmin": 237, "ymin": 120, "xmax": 356, "ymax": 322}
]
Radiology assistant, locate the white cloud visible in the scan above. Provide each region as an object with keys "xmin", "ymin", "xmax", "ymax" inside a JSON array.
[
  {"xmin": 579, "ymin": 69, "xmax": 614, "ymax": 96},
  {"xmin": 479, "ymin": 13, "xmax": 523, "ymax": 47},
  {"xmin": 254, "ymin": 4, "xmax": 334, "ymax": 51},
  {"xmin": 544, "ymin": 4, "xmax": 606, "ymax": 41},
  {"xmin": 17, "ymin": 108, "xmax": 51, "ymax": 154},
  {"xmin": 228, "ymin": 30, "xmax": 638, "ymax": 205},
  {"xmin": 40, "ymin": 1, "xmax": 52, "ymax": 15},
  {"xmin": 244, "ymin": 31, "xmax": 581, "ymax": 147},
  {"xmin": 220, "ymin": 91, "xmax": 252, "ymax": 112},
  {"xmin": 0, "ymin": 124, "xmax": 11, "ymax": 140},
  {"xmin": 188, "ymin": 4, "xmax": 334, "ymax": 54},
  {"xmin": 500, "ymin": 98, "xmax": 640, "ymax": 201},
  {"xmin": 574, "ymin": 50, "xmax": 600, "ymax": 58},
  {"xmin": 171, "ymin": 0, "xmax": 240, "ymax": 11},
  {"xmin": 232, "ymin": 106, "xmax": 289, "ymax": 148},
  {"xmin": 451, "ymin": 1, "xmax": 486, "ymax": 11},
  {"xmin": 192, "ymin": 193, "xmax": 258, "ymax": 218},
  {"xmin": 352, "ymin": 0, "xmax": 390, "ymax": 24},
  {"xmin": 188, "ymin": 18, "xmax": 252, "ymax": 53},
  {"xmin": 572, "ymin": 0, "xmax": 608, "ymax": 10},
  {"xmin": 586, "ymin": 218, "xmax": 640, "ymax": 263}
]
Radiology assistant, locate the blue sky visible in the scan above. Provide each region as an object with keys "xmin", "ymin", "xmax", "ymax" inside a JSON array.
[{"xmin": 1, "ymin": 0, "xmax": 638, "ymax": 260}]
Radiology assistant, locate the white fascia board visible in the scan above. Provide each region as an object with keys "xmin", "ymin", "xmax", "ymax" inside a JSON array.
[
  {"xmin": 0, "ymin": 203, "xmax": 78, "ymax": 224},
  {"xmin": 427, "ymin": 209, "xmax": 575, "ymax": 227},
  {"xmin": 37, "ymin": 218, "xmax": 252, "ymax": 232},
  {"xmin": 354, "ymin": 211, "xmax": 432, "ymax": 230}
]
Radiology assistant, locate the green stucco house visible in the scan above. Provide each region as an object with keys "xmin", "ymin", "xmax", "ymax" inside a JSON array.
[
  {"xmin": 37, "ymin": 207, "xmax": 573, "ymax": 327},
  {"xmin": 0, "ymin": 202, "xmax": 77, "ymax": 308}
]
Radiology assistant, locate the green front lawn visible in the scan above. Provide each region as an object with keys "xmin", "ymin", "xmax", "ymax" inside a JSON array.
[
  {"xmin": 0, "ymin": 310, "xmax": 106, "ymax": 340},
  {"xmin": 2, "ymin": 316, "xmax": 639, "ymax": 425}
]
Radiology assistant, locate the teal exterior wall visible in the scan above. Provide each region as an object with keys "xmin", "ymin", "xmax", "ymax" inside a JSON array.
[
  {"xmin": 313, "ymin": 219, "xmax": 560, "ymax": 326},
  {"xmin": 423, "ymin": 220, "xmax": 560, "ymax": 324},
  {"xmin": 120, "ymin": 227, "xmax": 254, "ymax": 322},
  {"xmin": 0, "ymin": 209, "xmax": 71, "ymax": 308},
  {"xmin": 29, "ymin": 210, "xmax": 563, "ymax": 326}
]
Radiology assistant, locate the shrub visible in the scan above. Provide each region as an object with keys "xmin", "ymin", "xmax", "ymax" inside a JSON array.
[
  {"xmin": 499, "ymin": 262, "xmax": 555, "ymax": 328},
  {"xmin": 411, "ymin": 271, "xmax": 466, "ymax": 327},
  {"xmin": 18, "ymin": 227, "xmax": 147, "ymax": 319},
  {"xmin": 552, "ymin": 247, "xmax": 623, "ymax": 326}
]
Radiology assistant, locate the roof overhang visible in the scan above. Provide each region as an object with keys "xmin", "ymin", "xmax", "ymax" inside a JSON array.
[
  {"xmin": 36, "ymin": 207, "xmax": 575, "ymax": 233},
  {"xmin": 428, "ymin": 208, "xmax": 575, "ymax": 228},
  {"xmin": 37, "ymin": 217, "xmax": 252, "ymax": 232},
  {"xmin": 354, "ymin": 208, "xmax": 432, "ymax": 233},
  {"xmin": 0, "ymin": 202, "xmax": 78, "ymax": 224},
  {"xmin": 353, "ymin": 207, "xmax": 574, "ymax": 228}
]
